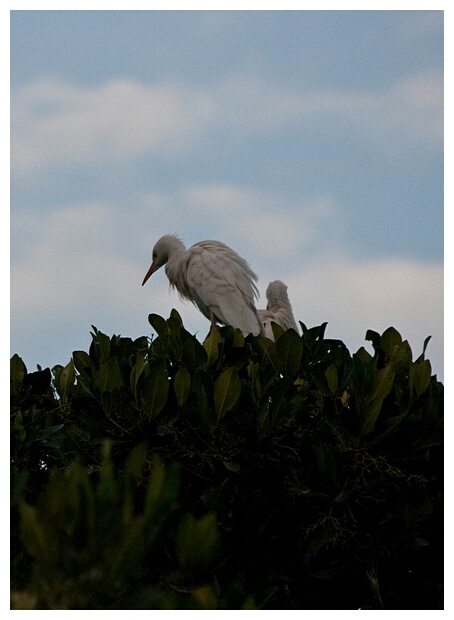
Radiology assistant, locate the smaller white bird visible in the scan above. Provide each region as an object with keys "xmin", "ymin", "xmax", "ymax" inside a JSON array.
[{"xmin": 258, "ymin": 280, "xmax": 299, "ymax": 340}]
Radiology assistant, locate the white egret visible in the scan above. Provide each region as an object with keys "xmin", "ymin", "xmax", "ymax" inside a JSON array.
[
  {"xmin": 142, "ymin": 234, "xmax": 263, "ymax": 336},
  {"xmin": 258, "ymin": 280, "xmax": 299, "ymax": 340}
]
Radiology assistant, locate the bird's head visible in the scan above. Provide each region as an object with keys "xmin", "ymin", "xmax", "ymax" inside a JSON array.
[
  {"xmin": 142, "ymin": 234, "xmax": 184, "ymax": 286},
  {"xmin": 266, "ymin": 280, "xmax": 288, "ymax": 309}
]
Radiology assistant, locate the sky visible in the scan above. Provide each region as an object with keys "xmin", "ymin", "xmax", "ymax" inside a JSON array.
[{"xmin": 9, "ymin": 8, "xmax": 444, "ymax": 381}]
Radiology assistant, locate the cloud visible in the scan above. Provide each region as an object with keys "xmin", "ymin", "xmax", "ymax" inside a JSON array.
[
  {"xmin": 11, "ymin": 78, "xmax": 216, "ymax": 175},
  {"xmin": 11, "ymin": 202, "xmax": 124, "ymax": 313},
  {"xmin": 365, "ymin": 72, "xmax": 443, "ymax": 150},
  {"xmin": 283, "ymin": 254, "xmax": 443, "ymax": 378},
  {"xmin": 11, "ymin": 199, "xmax": 443, "ymax": 380},
  {"xmin": 11, "ymin": 71, "xmax": 443, "ymax": 176},
  {"xmin": 138, "ymin": 183, "xmax": 340, "ymax": 271},
  {"xmin": 10, "ymin": 199, "xmax": 209, "ymax": 331},
  {"xmin": 398, "ymin": 11, "xmax": 443, "ymax": 40}
]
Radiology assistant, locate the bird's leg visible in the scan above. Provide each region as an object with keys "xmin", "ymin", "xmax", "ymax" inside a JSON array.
[{"xmin": 209, "ymin": 310, "xmax": 221, "ymax": 329}]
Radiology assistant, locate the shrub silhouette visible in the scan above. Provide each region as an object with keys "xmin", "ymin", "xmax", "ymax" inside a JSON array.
[{"xmin": 11, "ymin": 311, "xmax": 443, "ymax": 609}]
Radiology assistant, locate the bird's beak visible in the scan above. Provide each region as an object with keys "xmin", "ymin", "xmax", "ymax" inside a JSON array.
[{"xmin": 142, "ymin": 261, "xmax": 158, "ymax": 286}]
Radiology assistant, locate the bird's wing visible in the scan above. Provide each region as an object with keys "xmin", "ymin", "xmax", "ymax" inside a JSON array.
[
  {"xmin": 257, "ymin": 309, "xmax": 278, "ymax": 340},
  {"xmin": 274, "ymin": 308, "xmax": 299, "ymax": 333},
  {"xmin": 185, "ymin": 241, "xmax": 262, "ymax": 335},
  {"xmin": 258, "ymin": 307, "xmax": 299, "ymax": 340}
]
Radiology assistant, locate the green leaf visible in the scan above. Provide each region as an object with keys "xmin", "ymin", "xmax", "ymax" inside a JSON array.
[
  {"xmin": 38, "ymin": 424, "xmax": 65, "ymax": 440},
  {"xmin": 203, "ymin": 326, "xmax": 222, "ymax": 367},
  {"xmin": 380, "ymin": 326, "xmax": 402, "ymax": 354},
  {"xmin": 169, "ymin": 307, "xmax": 183, "ymax": 325},
  {"xmin": 360, "ymin": 365, "xmax": 396, "ymax": 434},
  {"xmin": 311, "ymin": 371, "xmax": 331, "ymax": 396},
  {"xmin": 355, "ymin": 346, "xmax": 373, "ymax": 364},
  {"xmin": 232, "ymin": 328, "xmax": 245, "ymax": 347},
  {"xmin": 325, "ymin": 364, "xmax": 338, "ymax": 395},
  {"xmin": 422, "ymin": 334, "xmax": 432, "ymax": 357},
  {"xmin": 98, "ymin": 440, "xmax": 115, "ymax": 500},
  {"xmin": 214, "ymin": 367, "xmax": 242, "ymax": 424},
  {"xmin": 181, "ymin": 335, "xmax": 208, "ymax": 370},
  {"xmin": 270, "ymin": 321, "xmax": 285, "ymax": 342},
  {"xmin": 365, "ymin": 329, "xmax": 381, "ymax": 350},
  {"xmin": 360, "ymin": 398, "xmax": 384, "ymax": 435},
  {"xmin": 366, "ymin": 365, "xmax": 396, "ymax": 405},
  {"xmin": 173, "ymin": 366, "xmax": 191, "ymax": 407},
  {"xmin": 13, "ymin": 412, "xmax": 26, "ymax": 442},
  {"xmin": 247, "ymin": 361, "xmax": 262, "ymax": 401},
  {"xmin": 275, "ymin": 329, "xmax": 303, "ymax": 377},
  {"xmin": 97, "ymin": 358, "xmax": 123, "ymax": 393},
  {"xmin": 24, "ymin": 368, "xmax": 52, "ymax": 396},
  {"xmin": 191, "ymin": 585, "xmax": 219, "ymax": 610},
  {"xmin": 313, "ymin": 444, "xmax": 340, "ymax": 485},
  {"xmin": 58, "ymin": 359, "xmax": 75, "ymax": 402},
  {"xmin": 268, "ymin": 376, "xmax": 294, "ymax": 427},
  {"xmin": 414, "ymin": 359, "xmax": 432, "ymax": 397},
  {"xmin": 380, "ymin": 327, "xmax": 402, "ymax": 357},
  {"xmin": 11, "ymin": 465, "xmax": 27, "ymax": 501},
  {"xmin": 72, "ymin": 350, "xmax": 95, "ymax": 372},
  {"xmin": 192, "ymin": 368, "xmax": 214, "ymax": 426},
  {"xmin": 175, "ymin": 512, "xmax": 219, "ymax": 568},
  {"xmin": 97, "ymin": 331, "xmax": 111, "ymax": 365},
  {"xmin": 148, "ymin": 313, "xmax": 169, "ymax": 336},
  {"xmin": 144, "ymin": 455, "xmax": 180, "ymax": 519},
  {"xmin": 10, "ymin": 354, "xmax": 26, "ymax": 397},
  {"xmin": 388, "ymin": 339, "xmax": 412, "ymax": 369},
  {"xmin": 301, "ymin": 322, "xmax": 327, "ymax": 356},
  {"xmin": 415, "ymin": 335, "xmax": 432, "ymax": 363},
  {"xmin": 19, "ymin": 502, "xmax": 56, "ymax": 565},
  {"xmin": 167, "ymin": 316, "xmax": 184, "ymax": 340},
  {"xmin": 124, "ymin": 443, "xmax": 148, "ymax": 481},
  {"xmin": 75, "ymin": 370, "xmax": 96, "ymax": 398},
  {"xmin": 254, "ymin": 336, "xmax": 278, "ymax": 370},
  {"xmin": 141, "ymin": 363, "xmax": 169, "ymax": 419},
  {"xmin": 130, "ymin": 355, "xmax": 147, "ymax": 400}
]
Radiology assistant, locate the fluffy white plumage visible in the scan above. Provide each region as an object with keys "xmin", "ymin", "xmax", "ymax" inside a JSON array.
[
  {"xmin": 142, "ymin": 234, "xmax": 263, "ymax": 336},
  {"xmin": 258, "ymin": 280, "xmax": 299, "ymax": 340}
]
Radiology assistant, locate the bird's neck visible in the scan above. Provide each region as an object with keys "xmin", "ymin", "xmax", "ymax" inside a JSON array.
[
  {"xmin": 164, "ymin": 242, "xmax": 190, "ymax": 296},
  {"xmin": 165, "ymin": 257, "xmax": 182, "ymax": 288}
]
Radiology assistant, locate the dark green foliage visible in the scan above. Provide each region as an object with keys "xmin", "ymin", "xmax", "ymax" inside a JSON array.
[{"xmin": 11, "ymin": 316, "xmax": 443, "ymax": 609}]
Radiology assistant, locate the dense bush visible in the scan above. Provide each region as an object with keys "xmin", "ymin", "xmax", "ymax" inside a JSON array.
[{"xmin": 11, "ymin": 311, "xmax": 443, "ymax": 609}]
